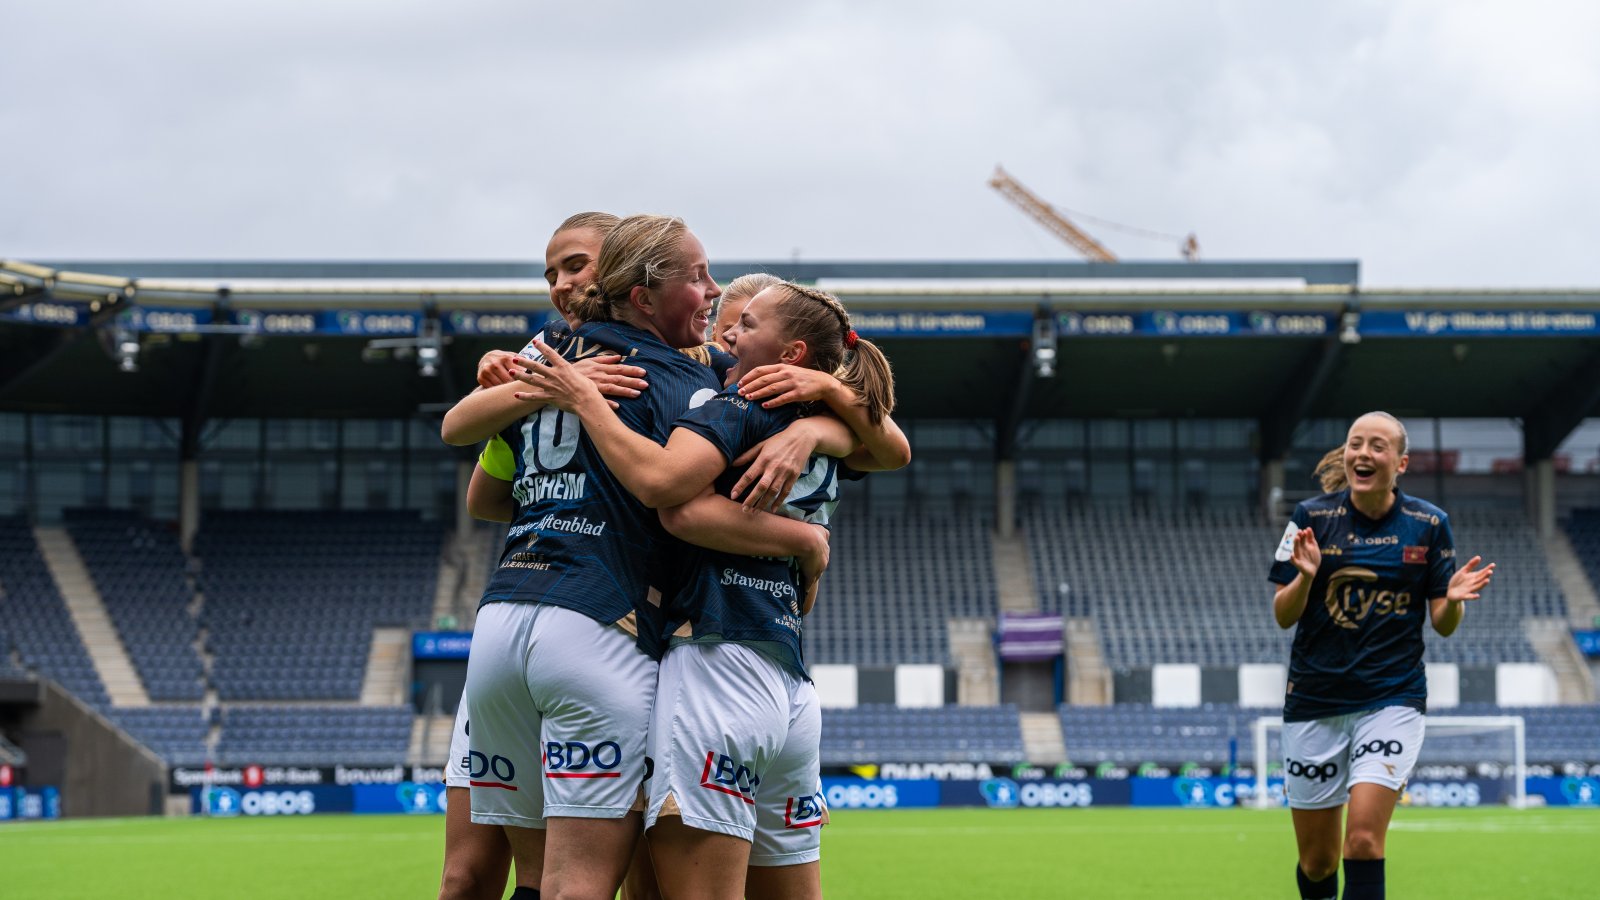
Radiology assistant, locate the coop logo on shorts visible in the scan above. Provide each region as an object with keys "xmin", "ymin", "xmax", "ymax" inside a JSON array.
[
  {"xmin": 699, "ymin": 751, "xmax": 760, "ymax": 804},
  {"xmin": 1352, "ymin": 739, "xmax": 1404, "ymax": 760},
  {"xmin": 783, "ymin": 792, "xmax": 828, "ymax": 828},
  {"xmin": 544, "ymin": 741, "xmax": 624, "ymax": 779},
  {"xmin": 1286, "ymin": 759, "xmax": 1340, "ymax": 782}
]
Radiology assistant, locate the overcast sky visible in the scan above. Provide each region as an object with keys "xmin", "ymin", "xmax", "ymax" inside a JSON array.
[{"xmin": 3, "ymin": 1, "xmax": 1596, "ymax": 286}]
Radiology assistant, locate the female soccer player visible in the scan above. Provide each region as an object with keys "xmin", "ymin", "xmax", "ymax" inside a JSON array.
[
  {"xmin": 1269, "ymin": 412, "xmax": 1495, "ymax": 900},
  {"xmin": 442, "ymin": 217, "xmax": 841, "ymax": 900},
  {"xmin": 709, "ymin": 272, "xmax": 781, "ymax": 351},
  {"xmin": 513, "ymin": 280, "xmax": 907, "ymax": 900}
]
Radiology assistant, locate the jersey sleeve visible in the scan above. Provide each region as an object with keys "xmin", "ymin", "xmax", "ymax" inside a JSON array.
[
  {"xmin": 478, "ymin": 435, "xmax": 516, "ymax": 481},
  {"xmin": 1426, "ymin": 512, "xmax": 1457, "ymax": 600},
  {"xmin": 1267, "ymin": 503, "xmax": 1310, "ymax": 585},
  {"xmin": 707, "ymin": 346, "xmax": 738, "ymax": 385},
  {"xmin": 674, "ymin": 390, "xmax": 784, "ymax": 464}
]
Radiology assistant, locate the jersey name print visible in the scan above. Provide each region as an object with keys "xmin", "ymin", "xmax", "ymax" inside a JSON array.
[
  {"xmin": 1267, "ymin": 489, "xmax": 1456, "ymax": 723},
  {"xmin": 480, "ymin": 321, "xmax": 721, "ymax": 660}
]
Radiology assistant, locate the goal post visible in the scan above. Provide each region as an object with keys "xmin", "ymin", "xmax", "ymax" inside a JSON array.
[{"xmin": 1251, "ymin": 714, "xmax": 1526, "ymax": 809}]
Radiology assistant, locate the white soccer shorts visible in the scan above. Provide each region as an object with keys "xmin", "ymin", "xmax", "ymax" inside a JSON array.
[
  {"xmin": 646, "ymin": 642, "xmax": 826, "ymax": 866},
  {"xmin": 446, "ymin": 701, "xmax": 470, "ymax": 789},
  {"xmin": 464, "ymin": 602, "xmax": 658, "ymax": 828},
  {"xmin": 1282, "ymin": 705, "xmax": 1425, "ymax": 809}
]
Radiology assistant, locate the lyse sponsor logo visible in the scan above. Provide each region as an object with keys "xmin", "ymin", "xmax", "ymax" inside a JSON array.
[
  {"xmin": 545, "ymin": 741, "xmax": 623, "ymax": 779},
  {"xmin": 1352, "ymin": 739, "xmax": 1404, "ymax": 760},
  {"xmin": 784, "ymin": 792, "xmax": 828, "ymax": 828},
  {"xmin": 1285, "ymin": 759, "xmax": 1340, "ymax": 783},
  {"xmin": 469, "ymin": 752, "xmax": 518, "ymax": 790},
  {"xmin": 1323, "ymin": 567, "xmax": 1413, "ymax": 629},
  {"xmin": 699, "ymin": 752, "xmax": 761, "ymax": 804},
  {"xmin": 1403, "ymin": 546, "xmax": 1428, "ymax": 564}
]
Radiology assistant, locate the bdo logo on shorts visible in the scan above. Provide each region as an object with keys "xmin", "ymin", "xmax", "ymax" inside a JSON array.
[
  {"xmin": 544, "ymin": 741, "xmax": 624, "ymax": 778},
  {"xmin": 1286, "ymin": 758, "xmax": 1340, "ymax": 782},
  {"xmin": 469, "ymin": 751, "xmax": 518, "ymax": 790},
  {"xmin": 783, "ymin": 792, "xmax": 827, "ymax": 828},
  {"xmin": 699, "ymin": 751, "xmax": 761, "ymax": 804}
]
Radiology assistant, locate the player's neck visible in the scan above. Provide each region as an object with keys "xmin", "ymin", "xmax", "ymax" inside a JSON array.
[{"xmin": 1349, "ymin": 486, "xmax": 1397, "ymax": 520}]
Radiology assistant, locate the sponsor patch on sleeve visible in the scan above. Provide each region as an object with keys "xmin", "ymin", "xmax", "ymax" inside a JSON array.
[
  {"xmin": 1403, "ymin": 545, "xmax": 1428, "ymax": 564},
  {"xmin": 1274, "ymin": 521, "xmax": 1298, "ymax": 562}
]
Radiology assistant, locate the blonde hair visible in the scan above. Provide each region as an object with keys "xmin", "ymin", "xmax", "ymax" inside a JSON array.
[
  {"xmin": 554, "ymin": 211, "xmax": 621, "ymax": 237},
  {"xmin": 566, "ymin": 215, "xmax": 692, "ymax": 328},
  {"xmin": 762, "ymin": 281, "xmax": 896, "ymax": 425},
  {"xmin": 1314, "ymin": 411, "xmax": 1410, "ymax": 493},
  {"xmin": 718, "ymin": 273, "xmax": 783, "ymax": 314}
]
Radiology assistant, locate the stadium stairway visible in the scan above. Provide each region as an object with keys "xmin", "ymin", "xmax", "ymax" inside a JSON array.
[
  {"xmin": 1065, "ymin": 618, "xmax": 1112, "ymax": 705},
  {"xmin": 992, "ymin": 531, "xmax": 1039, "ymax": 613},
  {"xmin": 1019, "ymin": 711, "xmax": 1068, "ymax": 764},
  {"xmin": 360, "ymin": 627, "xmax": 410, "ymax": 706},
  {"xmin": 947, "ymin": 618, "xmax": 999, "ymax": 705},
  {"xmin": 1544, "ymin": 528, "xmax": 1600, "ymax": 626},
  {"xmin": 410, "ymin": 713, "xmax": 453, "ymax": 767},
  {"xmin": 32, "ymin": 526, "xmax": 148, "ymax": 707},
  {"xmin": 1525, "ymin": 618, "xmax": 1598, "ymax": 703}
]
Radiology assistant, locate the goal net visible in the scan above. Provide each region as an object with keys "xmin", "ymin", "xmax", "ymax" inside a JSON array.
[{"xmin": 1250, "ymin": 715, "xmax": 1526, "ymax": 808}]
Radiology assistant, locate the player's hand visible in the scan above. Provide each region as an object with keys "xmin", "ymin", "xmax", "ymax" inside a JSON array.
[
  {"xmin": 731, "ymin": 427, "xmax": 816, "ymax": 512},
  {"xmin": 572, "ymin": 355, "xmax": 649, "ymax": 404},
  {"xmin": 797, "ymin": 524, "xmax": 830, "ymax": 616},
  {"xmin": 477, "ymin": 350, "xmax": 525, "ymax": 388},
  {"xmin": 511, "ymin": 339, "xmax": 614, "ymax": 413},
  {"xmin": 1447, "ymin": 556, "xmax": 1495, "ymax": 602},
  {"xmin": 1290, "ymin": 527, "xmax": 1320, "ymax": 580},
  {"xmin": 738, "ymin": 364, "xmax": 842, "ymax": 409}
]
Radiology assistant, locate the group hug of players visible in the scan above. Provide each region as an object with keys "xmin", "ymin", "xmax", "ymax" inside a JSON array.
[{"xmin": 434, "ymin": 213, "xmax": 1495, "ymax": 900}]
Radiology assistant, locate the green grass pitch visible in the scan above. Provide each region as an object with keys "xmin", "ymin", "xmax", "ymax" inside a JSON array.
[{"xmin": 1, "ymin": 806, "xmax": 1595, "ymax": 898}]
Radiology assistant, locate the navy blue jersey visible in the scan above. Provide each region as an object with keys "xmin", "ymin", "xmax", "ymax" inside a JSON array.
[
  {"xmin": 665, "ymin": 387, "xmax": 841, "ymax": 679},
  {"xmin": 1267, "ymin": 489, "xmax": 1456, "ymax": 722},
  {"xmin": 481, "ymin": 321, "xmax": 722, "ymax": 660},
  {"xmin": 707, "ymin": 345, "xmax": 738, "ymax": 386}
]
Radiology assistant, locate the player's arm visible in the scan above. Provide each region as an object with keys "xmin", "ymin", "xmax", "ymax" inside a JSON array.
[
  {"xmin": 442, "ymin": 354, "xmax": 647, "ymax": 445},
  {"xmin": 1272, "ymin": 528, "xmax": 1319, "ymax": 628},
  {"xmin": 465, "ymin": 436, "xmax": 517, "ymax": 523},
  {"xmin": 736, "ymin": 364, "xmax": 912, "ymax": 472},
  {"xmin": 728, "ymin": 416, "xmax": 857, "ymax": 512},
  {"xmin": 510, "ymin": 339, "xmax": 726, "ymax": 507},
  {"xmin": 660, "ymin": 488, "xmax": 830, "ymax": 616}
]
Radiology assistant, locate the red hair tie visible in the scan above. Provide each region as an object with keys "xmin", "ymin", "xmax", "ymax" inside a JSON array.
[{"xmin": 844, "ymin": 329, "xmax": 858, "ymax": 349}]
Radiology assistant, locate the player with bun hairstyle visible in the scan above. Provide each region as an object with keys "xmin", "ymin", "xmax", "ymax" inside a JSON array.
[
  {"xmin": 1269, "ymin": 412, "xmax": 1495, "ymax": 900},
  {"xmin": 443, "ymin": 217, "xmax": 847, "ymax": 900},
  {"xmin": 512, "ymin": 280, "xmax": 907, "ymax": 900}
]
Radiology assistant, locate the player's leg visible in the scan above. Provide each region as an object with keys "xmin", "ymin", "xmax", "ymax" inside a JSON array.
[
  {"xmin": 464, "ymin": 603, "xmax": 550, "ymax": 891},
  {"xmin": 530, "ymin": 607, "xmax": 659, "ymax": 900},
  {"xmin": 1283, "ymin": 715, "xmax": 1353, "ymax": 899},
  {"xmin": 1341, "ymin": 706, "xmax": 1424, "ymax": 900},
  {"xmin": 440, "ymin": 703, "xmax": 513, "ymax": 900},
  {"xmin": 440, "ymin": 787, "xmax": 512, "ymax": 900},
  {"xmin": 645, "ymin": 644, "xmax": 788, "ymax": 900},
  {"xmin": 746, "ymin": 675, "xmax": 824, "ymax": 900},
  {"xmin": 619, "ymin": 832, "xmax": 663, "ymax": 900}
]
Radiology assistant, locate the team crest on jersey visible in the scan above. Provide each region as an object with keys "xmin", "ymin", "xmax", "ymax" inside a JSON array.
[
  {"xmin": 784, "ymin": 792, "xmax": 828, "ymax": 828},
  {"xmin": 1403, "ymin": 545, "xmax": 1428, "ymax": 564}
]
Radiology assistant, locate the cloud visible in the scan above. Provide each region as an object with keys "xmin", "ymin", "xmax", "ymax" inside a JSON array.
[{"xmin": 1, "ymin": 0, "xmax": 1596, "ymax": 286}]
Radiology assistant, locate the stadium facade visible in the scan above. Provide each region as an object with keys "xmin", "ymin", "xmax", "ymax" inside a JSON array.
[{"xmin": 2, "ymin": 257, "xmax": 1599, "ymax": 818}]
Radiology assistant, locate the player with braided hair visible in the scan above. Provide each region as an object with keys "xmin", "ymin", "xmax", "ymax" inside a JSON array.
[{"xmin": 511, "ymin": 280, "xmax": 907, "ymax": 900}]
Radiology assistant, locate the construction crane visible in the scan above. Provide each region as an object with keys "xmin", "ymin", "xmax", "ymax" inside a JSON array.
[{"xmin": 988, "ymin": 165, "xmax": 1199, "ymax": 262}]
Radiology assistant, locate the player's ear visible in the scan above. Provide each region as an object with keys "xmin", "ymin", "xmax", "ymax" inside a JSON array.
[
  {"xmin": 781, "ymin": 339, "xmax": 808, "ymax": 367},
  {"xmin": 1396, "ymin": 453, "xmax": 1409, "ymax": 476},
  {"xmin": 629, "ymin": 284, "xmax": 654, "ymax": 316}
]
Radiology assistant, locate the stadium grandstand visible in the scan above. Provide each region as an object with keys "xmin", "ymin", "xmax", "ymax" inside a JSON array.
[{"xmin": 2, "ymin": 255, "xmax": 1600, "ymax": 818}]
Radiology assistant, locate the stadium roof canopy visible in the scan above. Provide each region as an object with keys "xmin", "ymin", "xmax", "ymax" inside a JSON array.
[{"xmin": 3, "ymin": 257, "xmax": 1599, "ymax": 462}]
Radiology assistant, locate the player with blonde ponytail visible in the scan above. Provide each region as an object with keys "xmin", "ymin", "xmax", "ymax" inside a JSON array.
[{"xmin": 1269, "ymin": 411, "xmax": 1495, "ymax": 900}]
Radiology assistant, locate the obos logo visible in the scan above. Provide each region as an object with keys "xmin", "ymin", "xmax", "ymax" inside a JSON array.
[
  {"xmin": 1153, "ymin": 311, "xmax": 1179, "ymax": 334},
  {"xmin": 1248, "ymin": 311, "xmax": 1275, "ymax": 333},
  {"xmin": 545, "ymin": 741, "xmax": 624, "ymax": 779},
  {"xmin": 1057, "ymin": 312, "xmax": 1083, "ymax": 335},
  {"xmin": 699, "ymin": 752, "xmax": 759, "ymax": 803},
  {"xmin": 783, "ymin": 792, "xmax": 827, "ymax": 828},
  {"xmin": 979, "ymin": 777, "xmax": 1020, "ymax": 808}
]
